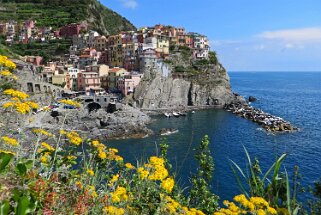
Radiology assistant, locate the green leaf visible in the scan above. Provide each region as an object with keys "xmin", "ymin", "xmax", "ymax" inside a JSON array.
[
  {"xmin": 16, "ymin": 163, "xmax": 27, "ymax": 176},
  {"xmin": 17, "ymin": 196, "xmax": 30, "ymax": 215},
  {"xmin": 0, "ymin": 153, "xmax": 14, "ymax": 173},
  {"xmin": 263, "ymin": 153, "xmax": 287, "ymax": 183},
  {"xmin": 0, "ymin": 200, "xmax": 10, "ymax": 215},
  {"xmin": 243, "ymin": 146, "xmax": 258, "ymax": 189},
  {"xmin": 285, "ymin": 168, "xmax": 291, "ymax": 214}
]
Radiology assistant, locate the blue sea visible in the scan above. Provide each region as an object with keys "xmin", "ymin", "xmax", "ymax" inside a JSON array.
[{"xmin": 107, "ymin": 72, "xmax": 321, "ymax": 202}]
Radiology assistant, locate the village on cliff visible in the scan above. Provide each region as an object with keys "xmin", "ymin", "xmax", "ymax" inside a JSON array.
[{"xmin": 0, "ymin": 20, "xmax": 210, "ymax": 97}]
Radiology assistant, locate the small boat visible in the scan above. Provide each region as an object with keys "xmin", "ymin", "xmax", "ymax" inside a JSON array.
[
  {"xmin": 164, "ymin": 112, "xmax": 171, "ymax": 118},
  {"xmin": 160, "ymin": 128, "xmax": 179, "ymax": 136},
  {"xmin": 172, "ymin": 112, "xmax": 180, "ymax": 117},
  {"xmin": 191, "ymin": 111, "xmax": 195, "ymax": 114}
]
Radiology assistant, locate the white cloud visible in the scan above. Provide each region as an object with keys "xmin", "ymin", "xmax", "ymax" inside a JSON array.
[
  {"xmin": 258, "ymin": 27, "xmax": 321, "ymax": 42},
  {"xmin": 120, "ymin": 0, "xmax": 138, "ymax": 9}
]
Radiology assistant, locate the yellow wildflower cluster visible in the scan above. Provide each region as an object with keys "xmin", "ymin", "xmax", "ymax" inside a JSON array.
[
  {"xmin": 2, "ymin": 90, "xmax": 39, "ymax": 114},
  {"xmin": 163, "ymin": 196, "xmax": 181, "ymax": 214},
  {"xmin": 1, "ymin": 136, "xmax": 19, "ymax": 146},
  {"xmin": 0, "ymin": 70, "xmax": 17, "ymax": 80},
  {"xmin": 0, "ymin": 55, "xmax": 16, "ymax": 69},
  {"xmin": 0, "ymin": 70, "xmax": 12, "ymax": 76},
  {"xmin": 3, "ymin": 89, "xmax": 29, "ymax": 100},
  {"xmin": 66, "ymin": 131, "xmax": 83, "ymax": 146},
  {"xmin": 108, "ymin": 174, "xmax": 119, "ymax": 186},
  {"xmin": 103, "ymin": 206, "xmax": 125, "ymax": 215},
  {"xmin": 110, "ymin": 186, "xmax": 128, "ymax": 203},
  {"xmin": 91, "ymin": 140, "xmax": 107, "ymax": 159},
  {"xmin": 146, "ymin": 156, "xmax": 169, "ymax": 181},
  {"xmin": 60, "ymin": 99, "xmax": 81, "ymax": 107},
  {"xmin": 32, "ymin": 129, "xmax": 54, "ymax": 137},
  {"xmin": 107, "ymin": 148, "xmax": 123, "ymax": 161},
  {"xmin": 137, "ymin": 167, "xmax": 149, "ymax": 179},
  {"xmin": 161, "ymin": 177, "xmax": 175, "ymax": 193},
  {"xmin": 214, "ymin": 194, "xmax": 277, "ymax": 215}
]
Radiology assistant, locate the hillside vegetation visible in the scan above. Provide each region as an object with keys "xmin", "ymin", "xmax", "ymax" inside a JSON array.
[{"xmin": 0, "ymin": 0, "xmax": 136, "ymax": 35}]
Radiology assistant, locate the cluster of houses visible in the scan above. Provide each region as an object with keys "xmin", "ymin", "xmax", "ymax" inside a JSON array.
[
  {"xmin": 1, "ymin": 20, "xmax": 211, "ymax": 96},
  {"xmin": 0, "ymin": 20, "xmax": 60, "ymax": 44}
]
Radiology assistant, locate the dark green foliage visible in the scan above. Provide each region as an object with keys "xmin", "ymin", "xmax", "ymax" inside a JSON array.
[
  {"xmin": 209, "ymin": 51, "xmax": 218, "ymax": 65},
  {"xmin": 2, "ymin": 39, "xmax": 72, "ymax": 62},
  {"xmin": 188, "ymin": 135, "xmax": 219, "ymax": 214}
]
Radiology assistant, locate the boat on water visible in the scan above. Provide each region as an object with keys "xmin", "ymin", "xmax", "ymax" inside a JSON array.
[
  {"xmin": 164, "ymin": 112, "xmax": 171, "ymax": 117},
  {"xmin": 159, "ymin": 128, "xmax": 179, "ymax": 136},
  {"xmin": 172, "ymin": 112, "xmax": 180, "ymax": 117}
]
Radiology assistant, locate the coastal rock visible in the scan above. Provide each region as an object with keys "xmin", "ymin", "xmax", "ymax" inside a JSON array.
[
  {"xmin": 134, "ymin": 58, "xmax": 235, "ymax": 110},
  {"xmin": 249, "ymin": 96, "xmax": 257, "ymax": 102}
]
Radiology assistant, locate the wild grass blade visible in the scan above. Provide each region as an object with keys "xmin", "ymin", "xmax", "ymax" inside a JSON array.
[
  {"xmin": 263, "ymin": 153, "xmax": 287, "ymax": 183},
  {"xmin": 285, "ymin": 167, "xmax": 292, "ymax": 214},
  {"xmin": 243, "ymin": 146, "xmax": 258, "ymax": 188},
  {"xmin": 229, "ymin": 162, "xmax": 249, "ymax": 198}
]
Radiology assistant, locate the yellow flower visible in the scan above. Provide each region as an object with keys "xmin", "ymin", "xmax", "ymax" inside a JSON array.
[
  {"xmin": 2, "ymin": 101, "xmax": 14, "ymax": 108},
  {"xmin": 75, "ymin": 181, "xmax": 83, "ymax": 189},
  {"xmin": 267, "ymin": 207, "xmax": 277, "ymax": 215},
  {"xmin": 250, "ymin": 197, "xmax": 269, "ymax": 208},
  {"xmin": 163, "ymin": 196, "xmax": 180, "ymax": 214},
  {"xmin": 103, "ymin": 206, "xmax": 125, "ymax": 215},
  {"xmin": 59, "ymin": 130, "xmax": 67, "ymax": 135},
  {"xmin": 3, "ymin": 89, "xmax": 29, "ymax": 100},
  {"xmin": 161, "ymin": 177, "xmax": 175, "ymax": 193},
  {"xmin": 32, "ymin": 129, "xmax": 54, "ymax": 137},
  {"xmin": 125, "ymin": 162, "xmax": 135, "ymax": 169},
  {"xmin": 0, "ymin": 149, "xmax": 16, "ymax": 156},
  {"xmin": 1, "ymin": 136, "xmax": 19, "ymax": 146},
  {"xmin": 109, "ymin": 174, "xmax": 119, "ymax": 186},
  {"xmin": 98, "ymin": 150, "xmax": 107, "ymax": 160},
  {"xmin": 257, "ymin": 209, "xmax": 266, "ymax": 215},
  {"xmin": 60, "ymin": 99, "xmax": 81, "ymax": 107},
  {"xmin": 66, "ymin": 131, "xmax": 82, "ymax": 146},
  {"xmin": 137, "ymin": 167, "xmax": 149, "ymax": 179},
  {"xmin": 25, "ymin": 101, "xmax": 39, "ymax": 109},
  {"xmin": 111, "ymin": 186, "xmax": 128, "ymax": 203},
  {"xmin": 0, "ymin": 70, "xmax": 12, "ymax": 76},
  {"xmin": 86, "ymin": 169, "xmax": 94, "ymax": 176},
  {"xmin": 91, "ymin": 140, "xmax": 100, "ymax": 147},
  {"xmin": 67, "ymin": 155, "xmax": 77, "ymax": 160},
  {"xmin": 15, "ymin": 102, "xmax": 31, "ymax": 114},
  {"xmin": 41, "ymin": 142, "xmax": 55, "ymax": 152}
]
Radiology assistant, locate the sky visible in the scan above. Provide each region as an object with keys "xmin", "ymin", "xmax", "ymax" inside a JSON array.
[{"xmin": 101, "ymin": 0, "xmax": 321, "ymax": 71}]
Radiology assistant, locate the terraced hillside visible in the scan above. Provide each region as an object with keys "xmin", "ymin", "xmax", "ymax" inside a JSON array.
[{"xmin": 0, "ymin": 0, "xmax": 136, "ymax": 35}]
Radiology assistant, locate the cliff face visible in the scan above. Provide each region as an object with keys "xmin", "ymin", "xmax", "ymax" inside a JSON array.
[{"xmin": 134, "ymin": 57, "xmax": 234, "ymax": 110}]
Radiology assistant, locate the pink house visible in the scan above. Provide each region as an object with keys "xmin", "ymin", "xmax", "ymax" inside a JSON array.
[
  {"xmin": 117, "ymin": 73, "xmax": 143, "ymax": 95},
  {"xmin": 77, "ymin": 71, "xmax": 102, "ymax": 95}
]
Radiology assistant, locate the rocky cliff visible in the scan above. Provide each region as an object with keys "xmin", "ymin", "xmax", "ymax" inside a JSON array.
[{"xmin": 134, "ymin": 54, "xmax": 235, "ymax": 110}]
